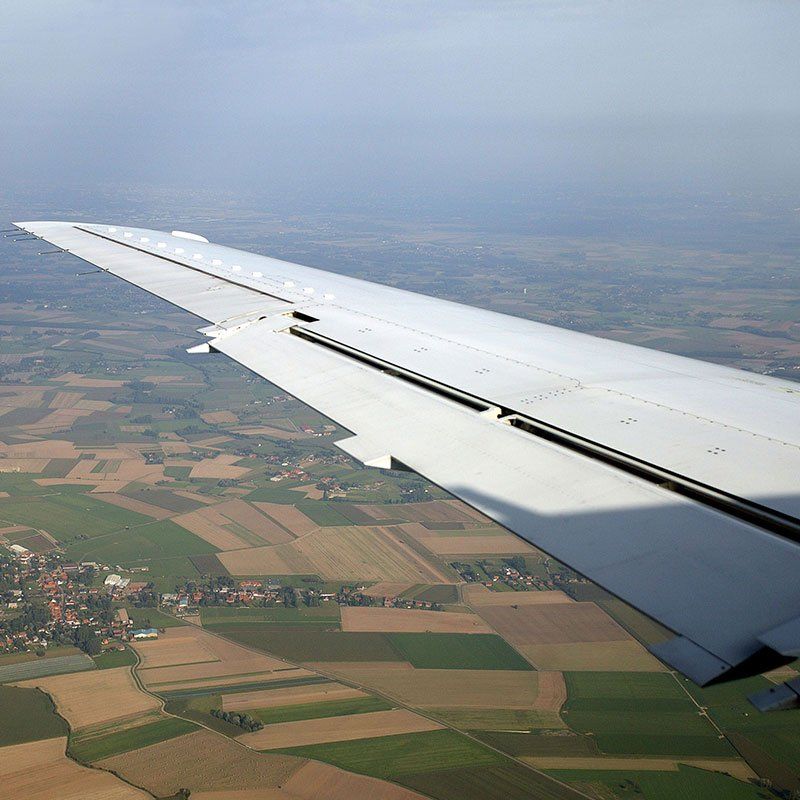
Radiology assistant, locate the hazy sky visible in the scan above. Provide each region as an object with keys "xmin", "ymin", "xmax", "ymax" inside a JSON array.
[{"xmin": 2, "ymin": 1, "xmax": 799, "ymax": 203}]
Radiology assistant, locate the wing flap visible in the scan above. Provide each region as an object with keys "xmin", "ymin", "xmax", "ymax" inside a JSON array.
[{"xmin": 210, "ymin": 315, "xmax": 800, "ymax": 681}]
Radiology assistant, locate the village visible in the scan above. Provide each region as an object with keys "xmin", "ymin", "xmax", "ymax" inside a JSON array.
[{"xmin": 0, "ymin": 544, "xmax": 449, "ymax": 656}]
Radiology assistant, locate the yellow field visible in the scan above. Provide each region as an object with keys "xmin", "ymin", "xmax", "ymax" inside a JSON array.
[
  {"xmin": 334, "ymin": 668, "xmax": 541, "ymax": 709},
  {"xmin": 201, "ymin": 410, "xmax": 239, "ymax": 424},
  {"xmin": 341, "ymin": 607, "xmax": 492, "ymax": 634},
  {"xmin": 221, "ymin": 525, "xmax": 453, "ymax": 583},
  {"xmin": 98, "ymin": 730, "xmax": 303, "ymax": 796},
  {"xmin": 133, "ymin": 627, "xmax": 298, "ymax": 688},
  {"xmin": 474, "ymin": 601, "xmax": 629, "ymax": 645},
  {"xmin": 189, "ymin": 455, "xmax": 253, "ymax": 479},
  {"xmin": 464, "ymin": 585, "xmax": 573, "ymax": 606},
  {"xmin": 253, "ymin": 502, "xmax": 317, "ymax": 536},
  {"xmin": 520, "ymin": 641, "xmax": 666, "ymax": 671},
  {"xmin": 238, "ymin": 708, "xmax": 443, "ymax": 749},
  {"xmin": 15, "ymin": 667, "xmax": 159, "ymax": 730},
  {"xmin": 0, "ymin": 737, "xmax": 149, "ymax": 800},
  {"xmin": 223, "ymin": 684, "xmax": 366, "ymax": 712},
  {"xmin": 93, "ymin": 492, "xmax": 172, "ymax": 519},
  {"xmin": 283, "ymin": 760, "xmax": 427, "ymax": 800}
]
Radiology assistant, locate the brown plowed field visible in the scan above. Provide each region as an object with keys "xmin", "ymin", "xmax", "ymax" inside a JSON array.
[
  {"xmin": 237, "ymin": 708, "xmax": 442, "ymax": 749},
  {"xmin": 93, "ymin": 492, "xmax": 172, "ymax": 519},
  {"xmin": 335, "ymin": 668, "xmax": 540, "ymax": 709},
  {"xmin": 0, "ymin": 737, "xmax": 149, "ymax": 800},
  {"xmin": 133, "ymin": 627, "xmax": 295, "ymax": 688},
  {"xmin": 413, "ymin": 533, "xmax": 536, "ymax": 555},
  {"xmin": 283, "ymin": 759, "xmax": 428, "ymax": 800},
  {"xmin": 520, "ymin": 641, "xmax": 666, "ymax": 671},
  {"xmin": 221, "ymin": 525, "xmax": 452, "ymax": 583},
  {"xmin": 15, "ymin": 667, "xmax": 159, "ymax": 730},
  {"xmin": 533, "ymin": 671, "xmax": 568, "ymax": 711},
  {"xmin": 464, "ymin": 585, "xmax": 573, "ymax": 606},
  {"xmin": 475, "ymin": 602, "xmax": 629, "ymax": 645},
  {"xmin": 253, "ymin": 502, "xmax": 317, "ymax": 536},
  {"xmin": 223, "ymin": 683, "xmax": 366, "ymax": 711},
  {"xmin": 341, "ymin": 607, "xmax": 491, "ymax": 634},
  {"xmin": 98, "ymin": 730, "xmax": 303, "ymax": 796}
]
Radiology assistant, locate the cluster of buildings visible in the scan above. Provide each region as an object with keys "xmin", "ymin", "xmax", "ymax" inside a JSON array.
[
  {"xmin": 0, "ymin": 548, "xmax": 156, "ymax": 655},
  {"xmin": 163, "ymin": 578, "xmax": 445, "ymax": 614}
]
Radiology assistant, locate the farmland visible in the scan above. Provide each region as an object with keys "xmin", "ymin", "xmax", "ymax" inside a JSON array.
[
  {"xmin": 0, "ymin": 685, "xmax": 68, "ymax": 745},
  {"xmin": 0, "ymin": 737, "xmax": 150, "ymax": 800},
  {"xmin": 1, "ymin": 211, "xmax": 797, "ymax": 800},
  {"xmin": 387, "ymin": 633, "xmax": 534, "ymax": 670},
  {"xmin": 69, "ymin": 716, "xmax": 197, "ymax": 762}
]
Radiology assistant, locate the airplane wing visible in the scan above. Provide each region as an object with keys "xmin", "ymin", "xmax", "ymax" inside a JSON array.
[{"xmin": 13, "ymin": 220, "xmax": 800, "ymax": 706}]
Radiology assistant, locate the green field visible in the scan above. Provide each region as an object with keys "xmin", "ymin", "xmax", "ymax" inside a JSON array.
[
  {"xmin": 159, "ymin": 674, "xmax": 330, "ymax": 700},
  {"xmin": 0, "ymin": 492, "xmax": 150, "ymax": 541},
  {"xmin": 64, "ymin": 520, "xmax": 218, "ymax": 563},
  {"xmin": 387, "ymin": 633, "xmax": 533, "ymax": 670},
  {"xmin": 200, "ymin": 605, "xmax": 340, "ymax": 625},
  {"xmin": 207, "ymin": 625, "xmax": 403, "ymax": 662},
  {"xmin": 294, "ymin": 501, "xmax": 355, "ymax": 527},
  {"xmin": 93, "ymin": 648, "xmax": 138, "ymax": 670},
  {"xmin": 0, "ymin": 685, "xmax": 69, "ymax": 745},
  {"xmin": 687, "ymin": 675, "xmax": 800, "ymax": 790},
  {"xmin": 272, "ymin": 729, "xmax": 501, "ymax": 778},
  {"xmin": 547, "ymin": 765, "xmax": 772, "ymax": 800},
  {"xmin": 119, "ymin": 485, "xmax": 204, "ymax": 513},
  {"xmin": 244, "ymin": 487, "xmax": 309, "ymax": 504},
  {"xmin": 403, "ymin": 763, "xmax": 586, "ymax": 800},
  {"xmin": 562, "ymin": 673, "xmax": 735, "ymax": 758},
  {"xmin": 254, "ymin": 695, "xmax": 392, "ymax": 724},
  {"xmin": 69, "ymin": 716, "xmax": 197, "ymax": 762}
]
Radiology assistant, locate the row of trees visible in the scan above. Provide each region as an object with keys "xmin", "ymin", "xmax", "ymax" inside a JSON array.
[{"xmin": 210, "ymin": 708, "xmax": 263, "ymax": 732}]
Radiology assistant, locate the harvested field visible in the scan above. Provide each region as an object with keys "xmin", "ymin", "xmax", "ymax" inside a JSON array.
[
  {"xmin": 521, "ymin": 641, "xmax": 666, "ymax": 671},
  {"xmin": 93, "ymin": 492, "xmax": 172, "ymax": 519},
  {"xmin": 21, "ymin": 408, "xmax": 95, "ymax": 434},
  {"xmin": 49, "ymin": 391, "xmax": 83, "ymax": 408},
  {"xmin": 98, "ymin": 729, "xmax": 303, "ymax": 795},
  {"xmin": 0, "ymin": 736, "xmax": 149, "ymax": 800},
  {"xmin": 362, "ymin": 581, "xmax": 416, "ymax": 598},
  {"xmin": 174, "ymin": 511, "xmax": 251, "ymax": 550},
  {"xmin": 464, "ymin": 585, "xmax": 573, "ymax": 606},
  {"xmin": 16, "ymin": 667, "xmax": 159, "ymax": 730},
  {"xmin": 0, "ymin": 439, "xmax": 81, "ymax": 458},
  {"xmin": 414, "ymin": 533, "xmax": 536, "ymax": 555},
  {"xmin": 356, "ymin": 501, "xmax": 483, "ymax": 526},
  {"xmin": 238, "ymin": 709, "xmax": 442, "ymax": 749},
  {"xmin": 475, "ymin": 602, "xmax": 629, "ymax": 645},
  {"xmin": 341, "ymin": 607, "xmax": 491, "ymax": 634},
  {"xmin": 201, "ymin": 411, "xmax": 239, "ymax": 424},
  {"xmin": 189, "ymin": 792, "xmax": 291, "ymax": 800},
  {"xmin": 53, "ymin": 372, "xmax": 124, "ymax": 387},
  {"xmin": 133, "ymin": 627, "xmax": 295, "ymax": 688},
  {"xmin": 295, "ymin": 525, "xmax": 453, "ymax": 582},
  {"xmin": 253, "ymin": 502, "xmax": 317, "ymax": 536},
  {"xmin": 190, "ymin": 456, "xmax": 252, "ymax": 480},
  {"xmin": 223, "ymin": 683, "xmax": 366, "ymax": 712},
  {"xmin": 534, "ymin": 671, "xmax": 568, "ymax": 712},
  {"xmin": 0, "ymin": 457, "xmax": 49, "ymax": 472},
  {"xmin": 219, "ymin": 544, "xmax": 316, "ymax": 577},
  {"xmin": 334, "ymin": 669, "xmax": 541, "ymax": 709},
  {"xmin": 307, "ymin": 661, "xmax": 413, "ymax": 673},
  {"xmin": 283, "ymin": 759, "xmax": 427, "ymax": 800},
  {"xmin": 221, "ymin": 525, "xmax": 452, "ymax": 582}
]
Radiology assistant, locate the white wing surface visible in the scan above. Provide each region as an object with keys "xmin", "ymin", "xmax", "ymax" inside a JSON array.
[{"xmin": 14, "ymin": 220, "xmax": 800, "ymax": 703}]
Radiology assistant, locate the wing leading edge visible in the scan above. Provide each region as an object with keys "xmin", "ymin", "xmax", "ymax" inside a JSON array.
[{"xmin": 13, "ymin": 220, "xmax": 800, "ymax": 704}]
